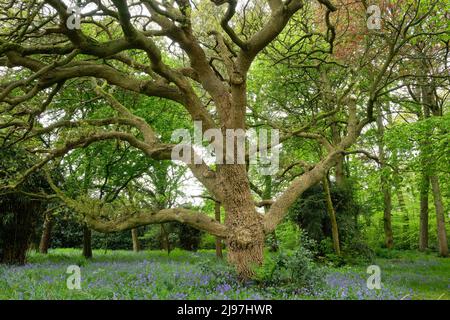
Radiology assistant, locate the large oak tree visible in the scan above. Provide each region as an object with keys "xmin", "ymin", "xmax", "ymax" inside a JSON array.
[{"xmin": 0, "ymin": 0, "xmax": 446, "ymax": 276}]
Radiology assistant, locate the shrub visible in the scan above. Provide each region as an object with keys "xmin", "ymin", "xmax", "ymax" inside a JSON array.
[
  {"xmin": 318, "ymin": 236, "xmax": 375, "ymax": 266},
  {"xmin": 199, "ymin": 233, "xmax": 217, "ymax": 250},
  {"xmin": 140, "ymin": 222, "xmax": 203, "ymax": 251},
  {"xmin": 175, "ymin": 223, "xmax": 203, "ymax": 251},
  {"xmin": 289, "ymin": 182, "xmax": 375, "ymax": 264},
  {"xmin": 272, "ymin": 222, "xmax": 299, "ymax": 250},
  {"xmin": 341, "ymin": 238, "xmax": 375, "ymax": 264},
  {"xmin": 255, "ymin": 237, "xmax": 324, "ymax": 290}
]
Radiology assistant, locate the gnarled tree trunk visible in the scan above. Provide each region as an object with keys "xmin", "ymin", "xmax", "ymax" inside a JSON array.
[{"xmin": 220, "ymin": 165, "xmax": 265, "ymax": 279}]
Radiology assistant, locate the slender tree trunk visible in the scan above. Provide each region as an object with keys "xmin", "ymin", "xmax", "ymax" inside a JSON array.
[
  {"xmin": 263, "ymin": 175, "xmax": 278, "ymax": 252},
  {"xmin": 331, "ymin": 125, "xmax": 345, "ymax": 188},
  {"xmin": 39, "ymin": 213, "xmax": 53, "ymax": 254},
  {"xmin": 382, "ymin": 184, "xmax": 394, "ymax": 249},
  {"xmin": 420, "ymin": 81, "xmax": 447, "ymax": 256},
  {"xmin": 131, "ymin": 228, "xmax": 140, "ymax": 252},
  {"xmin": 322, "ymin": 176, "xmax": 341, "ymax": 255},
  {"xmin": 429, "ymin": 175, "xmax": 448, "ymax": 257},
  {"xmin": 417, "ymin": 97, "xmax": 432, "ymax": 251},
  {"xmin": 82, "ymin": 225, "xmax": 93, "ymax": 259},
  {"xmin": 397, "ymin": 188, "xmax": 410, "ymax": 248},
  {"xmin": 419, "ymin": 173, "xmax": 429, "ymax": 251},
  {"xmin": 81, "ymin": 149, "xmax": 93, "ymax": 259},
  {"xmin": 160, "ymin": 224, "xmax": 171, "ymax": 255},
  {"xmin": 377, "ymin": 110, "xmax": 394, "ymax": 249},
  {"xmin": 214, "ymin": 201, "xmax": 223, "ymax": 259}
]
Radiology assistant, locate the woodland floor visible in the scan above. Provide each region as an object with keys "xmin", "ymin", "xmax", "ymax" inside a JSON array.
[{"xmin": 0, "ymin": 249, "xmax": 448, "ymax": 300}]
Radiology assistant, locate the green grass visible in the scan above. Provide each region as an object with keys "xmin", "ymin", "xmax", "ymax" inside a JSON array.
[
  {"xmin": 373, "ymin": 250, "xmax": 449, "ymax": 299},
  {"xmin": 0, "ymin": 248, "xmax": 448, "ymax": 300},
  {"xmin": 324, "ymin": 249, "xmax": 449, "ymax": 300}
]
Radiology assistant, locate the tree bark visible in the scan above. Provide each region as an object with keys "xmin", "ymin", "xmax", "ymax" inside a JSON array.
[
  {"xmin": 335, "ymin": 156, "xmax": 346, "ymax": 187},
  {"xmin": 1, "ymin": 243, "xmax": 27, "ymax": 265},
  {"xmin": 1, "ymin": 229, "xmax": 32, "ymax": 264},
  {"xmin": 420, "ymin": 80, "xmax": 447, "ymax": 256},
  {"xmin": 214, "ymin": 201, "xmax": 223, "ymax": 259},
  {"xmin": 0, "ymin": 199, "xmax": 40, "ymax": 265},
  {"xmin": 429, "ymin": 175, "xmax": 448, "ymax": 257},
  {"xmin": 82, "ymin": 225, "xmax": 93, "ymax": 259},
  {"xmin": 396, "ymin": 188, "xmax": 410, "ymax": 248},
  {"xmin": 419, "ymin": 173, "xmax": 429, "ymax": 251},
  {"xmin": 220, "ymin": 165, "xmax": 265, "ymax": 280},
  {"xmin": 332, "ymin": 125, "xmax": 345, "ymax": 188},
  {"xmin": 377, "ymin": 110, "xmax": 394, "ymax": 249},
  {"xmin": 416, "ymin": 88, "xmax": 432, "ymax": 251},
  {"xmin": 382, "ymin": 183, "xmax": 394, "ymax": 249},
  {"xmin": 322, "ymin": 176, "xmax": 341, "ymax": 255},
  {"xmin": 160, "ymin": 224, "xmax": 171, "ymax": 255},
  {"xmin": 263, "ymin": 175, "xmax": 278, "ymax": 252},
  {"xmin": 327, "ymin": 75, "xmax": 346, "ymax": 189},
  {"xmin": 39, "ymin": 213, "xmax": 53, "ymax": 254},
  {"xmin": 131, "ymin": 228, "xmax": 140, "ymax": 252}
]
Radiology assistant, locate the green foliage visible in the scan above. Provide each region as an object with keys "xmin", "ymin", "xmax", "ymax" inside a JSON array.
[
  {"xmin": 288, "ymin": 182, "xmax": 374, "ymax": 263},
  {"xmin": 385, "ymin": 114, "xmax": 450, "ymax": 174},
  {"xmin": 341, "ymin": 238, "xmax": 375, "ymax": 265},
  {"xmin": 271, "ymin": 222, "xmax": 300, "ymax": 250},
  {"xmin": 290, "ymin": 183, "xmax": 359, "ymax": 242},
  {"xmin": 51, "ymin": 215, "xmax": 206, "ymax": 252},
  {"xmin": 365, "ymin": 209, "xmax": 450, "ymax": 252},
  {"xmin": 140, "ymin": 222, "xmax": 204, "ymax": 251},
  {"xmin": 49, "ymin": 210, "xmax": 84, "ymax": 248},
  {"xmin": 255, "ymin": 234, "xmax": 324, "ymax": 290},
  {"xmin": 93, "ymin": 231, "xmax": 134, "ymax": 251},
  {"xmin": 175, "ymin": 223, "xmax": 204, "ymax": 251},
  {"xmin": 0, "ymin": 146, "xmax": 50, "ymax": 264},
  {"xmin": 199, "ymin": 233, "xmax": 217, "ymax": 250}
]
